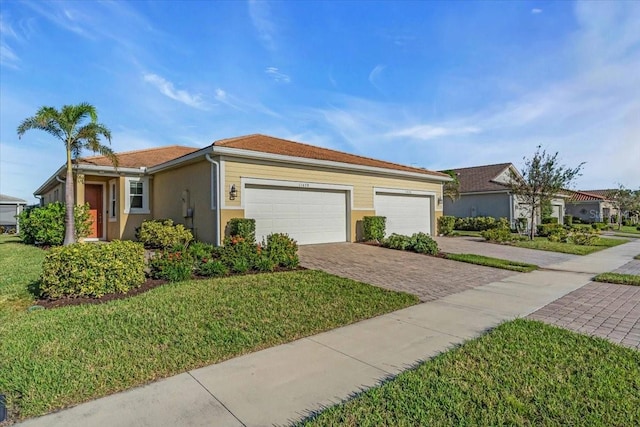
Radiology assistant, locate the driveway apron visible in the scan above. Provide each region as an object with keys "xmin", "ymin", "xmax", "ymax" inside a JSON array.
[{"xmin": 298, "ymin": 243, "xmax": 514, "ymax": 302}]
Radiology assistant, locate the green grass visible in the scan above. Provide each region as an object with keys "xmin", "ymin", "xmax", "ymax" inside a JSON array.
[
  {"xmin": 444, "ymin": 253, "xmax": 538, "ymax": 272},
  {"xmin": 300, "ymin": 319, "xmax": 640, "ymax": 426},
  {"xmin": 635, "ymin": 254, "xmax": 640, "ymax": 260},
  {"xmin": 614, "ymin": 225, "xmax": 640, "ymax": 235},
  {"xmin": 0, "ymin": 235, "xmax": 47, "ymax": 320},
  {"xmin": 593, "ymin": 272, "xmax": 640, "ymax": 286},
  {"xmin": 0, "ymin": 239, "xmax": 418, "ymax": 421},
  {"xmin": 514, "ymin": 236, "xmax": 628, "ymax": 255}
]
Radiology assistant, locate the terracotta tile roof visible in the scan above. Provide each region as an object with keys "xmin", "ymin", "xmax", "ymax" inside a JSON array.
[
  {"xmin": 443, "ymin": 163, "xmax": 513, "ymax": 193},
  {"xmin": 581, "ymin": 189, "xmax": 616, "ymax": 199},
  {"xmin": 78, "ymin": 146, "xmax": 199, "ymax": 168},
  {"xmin": 212, "ymin": 134, "xmax": 449, "ymax": 178},
  {"xmin": 566, "ymin": 190, "xmax": 608, "ymax": 202}
]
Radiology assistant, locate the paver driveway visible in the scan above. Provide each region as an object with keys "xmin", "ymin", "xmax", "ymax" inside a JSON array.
[
  {"xmin": 298, "ymin": 243, "xmax": 514, "ymax": 302},
  {"xmin": 435, "ymin": 236, "xmax": 577, "ymax": 267}
]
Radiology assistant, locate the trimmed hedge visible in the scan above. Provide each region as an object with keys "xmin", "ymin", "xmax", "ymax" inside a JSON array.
[
  {"xmin": 17, "ymin": 202, "xmax": 91, "ymax": 246},
  {"xmin": 437, "ymin": 216, "xmax": 456, "ymax": 236},
  {"xmin": 383, "ymin": 232, "xmax": 439, "ymax": 255},
  {"xmin": 454, "ymin": 216, "xmax": 509, "ymax": 231},
  {"xmin": 40, "ymin": 240, "xmax": 145, "ymax": 298},
  {"xmin": 136, "ymin": 219, "xmax": 193, "ymax": 249},
  {"xmin": 362, "ymin": 216, "xmax": 386, "ymax": 241},
  {"xmin": 227, "ymin": 218, "xmax": 256, "ymax": 243}
]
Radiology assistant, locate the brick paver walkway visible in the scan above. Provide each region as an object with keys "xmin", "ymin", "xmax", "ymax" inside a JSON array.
[
  {"xmin": 435, "ymin": 236, "xmax": 577, "ymax": 267},
  {"xmin": 529, "ymin": 280, "xmax": 640, "ymax": 350},
  {"xmin": 299, "ymin": 243, "xmax": 514, "ymax": 302}
]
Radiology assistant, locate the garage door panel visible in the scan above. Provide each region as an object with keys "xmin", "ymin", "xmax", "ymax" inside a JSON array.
[
  {"xmin": 245, "ymin": 186, "xmax": 347, "ymax": 245},
  {"xmin": 375, "ymin": 192, "xmax": 431, "ymax": 237}
]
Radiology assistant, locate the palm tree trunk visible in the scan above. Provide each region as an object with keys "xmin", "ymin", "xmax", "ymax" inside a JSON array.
[{"xmin": 63, "ymin": 147, "xmax": 76, "ymax": 245}]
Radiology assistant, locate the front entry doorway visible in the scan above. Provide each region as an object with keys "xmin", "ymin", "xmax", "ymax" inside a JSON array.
[{"xmin": 85, "ymin": 184, "xmax": 104, "ymax": 239}]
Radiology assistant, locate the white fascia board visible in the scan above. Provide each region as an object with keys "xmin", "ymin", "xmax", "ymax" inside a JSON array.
[
  {"xmin": 210, "ymin": 146, "xmax": 453, "ymax": 182},
  {"xmin": 374, "ymin": 186, "xmax": 437, "ymax": 197}
]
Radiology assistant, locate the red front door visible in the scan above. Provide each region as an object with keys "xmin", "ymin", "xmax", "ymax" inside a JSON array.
[{"xmin": 85, "ymin": 184, "xmax": 103, "ymax": 238}]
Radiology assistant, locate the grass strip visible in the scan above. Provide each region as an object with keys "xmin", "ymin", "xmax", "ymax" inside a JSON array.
[
  {"xmin": 300, "ymin": 319, "xmax": 640, "ymax": 426},
  {"xmin": 444, "ymin": 253, "xmax": 537, "ymax": 272},
  {"xmin": 593, "ymin": 272, "xmax": 640, "ymax": 286},
  {"xmin": 514, "ymin": 237, "xmax": 628, "ymax": 255},
  {"xmin": 0, "ymin": 269, "xmax": 418, "ymax": 421}
]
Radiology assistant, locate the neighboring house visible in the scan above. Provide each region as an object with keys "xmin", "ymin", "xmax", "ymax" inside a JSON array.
[
  {"xmin": 0, "ymin": 194, "xmax": 27, "ymax": 233},
  {"xmin": 442, "ymin": 163, "xmax": 566, "ymax": 227},
  {"xmin": 34, "ymin": 134, "xmax": 450, "ymax": 245},
  {"xmin": 564, "ymin": 190, "xmax": 618, "ymax": 223}
]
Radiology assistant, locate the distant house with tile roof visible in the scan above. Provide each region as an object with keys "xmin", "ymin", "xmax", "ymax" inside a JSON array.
[
  {"xmin": 0, "ymin": 194, "xmax": 28, "ymax": 233},
  {"xmin": 34, "ymin": 134, "xmax": 450, "ymax": 244},
  {"xmin": 441, "ymin": 163, "xmax": 566, "ymax": 227},
  {"xmin": 564, "ymin": 189, "xmax": 618, "ymax": 223}
]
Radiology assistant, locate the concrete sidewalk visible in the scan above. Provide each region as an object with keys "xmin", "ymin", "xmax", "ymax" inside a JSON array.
[{"xmin": 17, "ymin": 239, "xmax": 640, "ymax": 427}]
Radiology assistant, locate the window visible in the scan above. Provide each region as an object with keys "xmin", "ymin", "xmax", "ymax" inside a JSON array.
[
  {"xmin": 109, "ymin": 180, "xmax": 117, "ymax": 221},
  {"xmin": 124, "ymin": 177, "xmax": 150, "ymax": 214}
]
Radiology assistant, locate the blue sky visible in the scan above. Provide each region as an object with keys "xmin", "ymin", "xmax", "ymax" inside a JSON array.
[{"xmin": 1, "ymin": 0, "xmax": 638, "ymax": 203}]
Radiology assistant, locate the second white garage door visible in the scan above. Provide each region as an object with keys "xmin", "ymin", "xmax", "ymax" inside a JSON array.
[
  {"xmin": 374, "ymin": 192, "xmax": 432, "ymax": 236},
  {"xmin": 244, "ymin": 185, "xmax": 347, "ymax": 245}
]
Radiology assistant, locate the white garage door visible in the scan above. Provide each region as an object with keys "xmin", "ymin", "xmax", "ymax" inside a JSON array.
[
  {"xmin": 244, "ymin": 185, "xmax": 347, "ymax": 245},
  {"xmin": 375, "ymin": 192, "xmax": 431, "ymax": 236}
]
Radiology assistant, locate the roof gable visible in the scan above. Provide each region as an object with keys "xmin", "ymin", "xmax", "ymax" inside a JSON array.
[
  {"xmin": 445, "ymin": 163, "xmax": 516, "ymax": 193},
  {"xmin": 0, "ymin": 194, "xmax": 27, "ymax": 204},
  {"xmin": 213, "ymin": 134, "xmax": 449, "ymax": 179},
  {"xmin": 78, "ymin": 145, "xmax": 199, "ymax": 169}
]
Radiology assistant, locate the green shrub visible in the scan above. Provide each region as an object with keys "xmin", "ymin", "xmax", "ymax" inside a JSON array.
[
  {"xmin": 17, "ymin": 202, "xmax": 92, "ymax": 246},
  {"xmin": 569, "ymin": 229, "xmax": 600, "ymax": 246},
  {"xmin": 362, "ymin": 216, "xmax": 386, "ymax": 241},
  {"xmin": 230, "ymin": 257, "xmax": 251, "ymax": 274},
  {"xmin": 547, "ymin": 227, "xmax": 569, "ymax": 243},
  {"xmin": 541, "ymin": 217, "xmax": 558, "ymax": 224},
  {"xmin": 383, "ymin": 234, "xmax": 412, "ymax": 250},
  {"xmin": 149, "ymin": 247, "xmax": 193, "ymax": 282},
  {"xmin": 408, "ymin": 232, "xmax": 439, "ymax": 255},
  {"xmin": 563, "ymin": 215, "xmax": 573, "ymax": 226},
  {"xmin": 255, "ymin": 255, "xmax": 277, "ymax": 272},
  {"xmin": 263, "ymin": 233, "xmax": 299, "ymax": 268},
  {"xmin": 222, "ymin": 235, "xmax": 259, "ymax": 270},
  {"xmin": 137, "ymin": 219, "xmax": 193, "ymax": 249},
  {"xmin": 482, "ymin": 228, "xmax": 520, "ymax": 243},
  {"xmin": 437, "ymin": 216, "xmax": 456, "ymax": 236},
  {"xmin": 454, "ymin": 216, "xmax": 504, "ymax": 231},
  {"xmin": 198, "ymin": 259, "xmax": 228, "ymax": 277},
  {"xmin": 227, "ymin": 218, "xmax": 256, "ymax": 243},
  {"xmin": 637, "ymin": 226, "xmax": 640, "ymax": 231},
  {"xmin": 537, "ymin": 223, "xmax": 564, "ymax": 237},
  {"xmin": 516, "ymin": 217, "xmax": 528, "ymax": 232},
  {"xmin": 40, "ymin": 240, "xmax": 145, "ymax": 298}
]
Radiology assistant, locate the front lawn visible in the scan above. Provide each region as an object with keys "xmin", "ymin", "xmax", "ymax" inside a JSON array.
[
  {"xmin": 300, "ymin": 319, "xmax": 640, "ymax": 426},
  {"xmin": 444, "ymin": 253, "xmax": 538, "ymax": 272},
  {"xmin": 0, "ymin": 240, "xmax": 418, "ymax": 421},
  {"xmin": 514, "ymin": 237, "xmax": 628, "ymax": 255},
  {"xmin": 593, "ymin": 272, "xmax": 640, "ymax": 286},
  {"xmin": 0, "ymin": 235, "xmax": 46, "ymax": 320},
  {"xmin": 613, "ymin": 225, "xmax": 640, "ymax": 235}
]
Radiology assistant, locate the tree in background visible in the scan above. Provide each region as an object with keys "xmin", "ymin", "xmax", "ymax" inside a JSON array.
[
  {"xmin": 442, "ymin": 170, "xmax": 460, "ymax": 202},
  {"xmin": 17, "ymin": 103, "xmax": 117, "ymax": 245},
  {"xmin": 610, "ymin": 185, "xmax": 640, "ymax": 229},
  {"xmin": 508, "ymin": 146, "xmax": 584, "ymax": 240}
]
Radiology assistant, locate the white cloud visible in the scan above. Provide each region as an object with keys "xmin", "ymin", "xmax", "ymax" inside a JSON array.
[
  {"xmin": 248, "ymin": 0, "xmax": 277, "ymax": 51},
  {"xmin": 368, "ymin": 64, "xmax": 386, "ymax": 90},
  {"xmin": 531, "ymin": 8, "xmax": 543, "ymax": 14},
  {"xmin": 388, "ymin": 125, "xmax": 481, "ymax": 140},
  {"xmin": 265, "ymin": 67, "xmax": 291, "ymax": 83},
  {"xmin": 143, "ymin": 73, "xmax": 206, "ymax": 109},
  {"xmin": 0, "ymin": 15, "xmax": 20, "ymax": 68}
]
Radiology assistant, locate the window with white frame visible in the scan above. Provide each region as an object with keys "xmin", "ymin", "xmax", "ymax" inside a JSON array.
[
  {"xmin": 124, "ymin": 177, "xmax": 150, "ymax": 214},
  {"xmin": 109, "ymin": 180, "xmax": 117, "ymax": 220}
]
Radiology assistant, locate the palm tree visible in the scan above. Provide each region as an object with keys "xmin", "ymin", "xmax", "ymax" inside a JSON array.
[{"xmin": 17, "ymin": 103, "xmax": 117, "ymax": 245}]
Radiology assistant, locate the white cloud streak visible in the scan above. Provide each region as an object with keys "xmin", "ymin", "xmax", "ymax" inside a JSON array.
[
  {"xmin": 265, "ymin": 67, "xmax": 291, "ymax": 83},
  {"xmin": 368, "ymin": 64, "xmax": 386, "ymax": 91},
  {"xmin": 0, "ymin": 15, "xmax": 20, "ymax": 68},
  {"xmin": 248, "ymin": 0, "xmax": 277, "ymax": 51},
  {"xmin": 143, "ymin": 73, "xmax": 206, "ymax": 109},
  {"xmin": 531, "ymin": 8, "xmax": 543, "ymax": 14}
]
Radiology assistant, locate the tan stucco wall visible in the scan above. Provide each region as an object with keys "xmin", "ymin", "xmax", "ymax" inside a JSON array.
[
  {"xmin": 119, "ymin": 176, "xmax": 153, "ymax": 240},
  {"xmin": 222, "ymin": 158, "xmax": 444, "ymax": 238},
  {"xmin": 153, "ymin": 160, "xmax": 216, "ymax": 243}
]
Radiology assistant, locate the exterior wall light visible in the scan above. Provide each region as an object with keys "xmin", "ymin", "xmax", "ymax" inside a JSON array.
[{"xmin": 229, "ymin": 184, "xmax": 238, "ymax": 200}]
